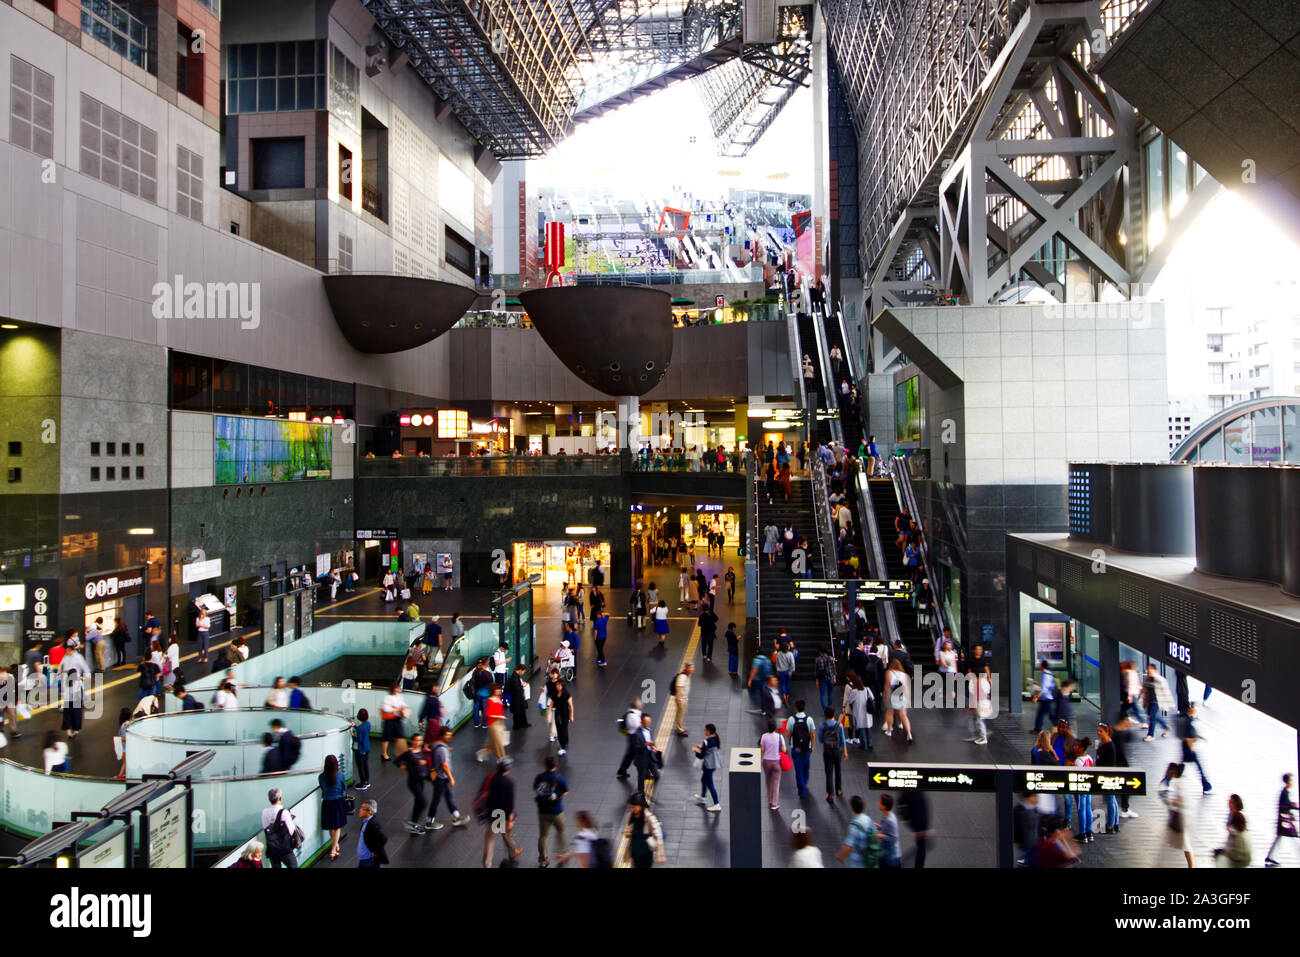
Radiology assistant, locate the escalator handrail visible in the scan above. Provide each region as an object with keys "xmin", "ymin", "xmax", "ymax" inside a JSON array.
[
  {"xmin": 855, "ymin": 469, "xmax": 903, "ymax": 650},
  {"xmin": 809, "ymin": 458, "xmax": 840, "ymax": 643},
  {"xmin": 808, "ymin": 304, "xmax": 846, "ymax": 449},
  {"xmin": 891, "ymin": 464, "xmax": 958, "ymax": 648}
]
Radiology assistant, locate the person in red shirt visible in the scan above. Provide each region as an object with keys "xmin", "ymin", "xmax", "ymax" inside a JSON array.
[{"xmin": 477, "ymin": 685, "xmax": 508, "ymax": 764}]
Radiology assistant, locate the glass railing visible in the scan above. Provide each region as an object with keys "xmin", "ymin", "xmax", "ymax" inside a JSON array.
[
  {"xmin": 123, "ymin": 708, "xmax": 352, "ymax": 780},
  {"xmin": 212, "ymin": 784, "xmax": 327, "ymax": 868},
  {"xmin": 629, "ymin": 450, "xmax": 747, "ymax": 473},
  {"xmin": 357, "ymin": 455, "xmax": 623, "ymax": 478}
]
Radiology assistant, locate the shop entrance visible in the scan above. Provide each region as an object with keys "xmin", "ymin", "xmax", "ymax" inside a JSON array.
[{"xmin": 512, "ymin": 540, "xmax": 611, "ymax": 586}]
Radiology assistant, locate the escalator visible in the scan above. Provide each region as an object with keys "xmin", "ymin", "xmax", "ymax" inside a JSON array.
[{"xmin": 865, "ymin": 478, "xmax": 934, "ymax": 667}]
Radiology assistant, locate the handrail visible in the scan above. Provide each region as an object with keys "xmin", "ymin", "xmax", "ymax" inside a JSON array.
[
  {"xmin": 855, "ymin": 471, "xmax": 903, "ymax": 647},
  {"xmin": 124, "ymin": 707, "xmax": 351, "ymax": 746},
  {"xmin": 809, "ymin": 459, "xmax": 840, "ymax": 641},
  {"xmin": 808, "ymin": 303, "xmax": 846, "ymax": 449},
  {"xmin": 892, "ymin": 464, "xmax": 958, "ymax": 647}
]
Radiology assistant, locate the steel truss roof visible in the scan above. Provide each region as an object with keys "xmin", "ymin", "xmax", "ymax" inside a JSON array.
[{"xmin": 364, "ymin": 0, "xmax": 807, "ymax": 158}]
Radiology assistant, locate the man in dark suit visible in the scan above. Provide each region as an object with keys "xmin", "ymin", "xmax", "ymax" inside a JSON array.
[
  {"xmin": 505, "ymin": 664, "xmax": 530, "ymax": 729},
  {"xmin": 889, "ymin": 638, "xmax": 913, "ymax": 675},
  {"xmin": 357, "ymin": 800, "xmax": 388, "ymax": 868},
  {"xmin": 271, "ymin": 718, "xmax": 301, "ymax": 769},
  {"xmin": 848, "ymin": 637, "xmax": 871, "ymax": 684}
]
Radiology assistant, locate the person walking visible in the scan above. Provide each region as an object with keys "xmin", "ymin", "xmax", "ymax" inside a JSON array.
[
  {"xmin": 724, "ymin": 622, "xmax": 740, "ymax": 677},
  {"xmin": 653, "ymin": 600, "xmax": 670, "ymax": 650},
  {"xmin": 261, "ymin": 787, "xmax": 301, "ymax": 868},
  {"xmin": 672, "ymin": 663, "xmax": 693, "ymax": 737},
  {"xmin": 1032, "ymin": 660, "xmax": 1057, "ymax": 733},
  {"xmin": 878, "ymin": 794, "xmax": 903, "ymax": 868},
  {"xmin": 624, "ymin": 794, "xmax": 665, "ymax": 869},
  {"xmin": 533, "ymin": 755, "xmax": 569, "ymax": 867},
  {"xmin": 477, "ymin": 684, "xmax": 509, "ymax": 763},
  {"xmin": 843, "ymin": 672, "xmax": 875, "ymax": 751},
  {"xmin": 835, "ymin": 795, "xmax": 880, "ymax": 868},
  {"xmin": 1265, "ymin": 773, "xmax": 1298, "ymax": 866},
  {"xmin": 394, "ymin": 731, "xmax": 434, "ymax": 834},
  {"xmin": 775, "ymin": 641, "xmax": 796, "ymax": 702},
  {"xmin": 632, "ymin": 713, "xmax": 661, "ymax": 796},
  {"xmin": 819, "ymin": 707, "xmax": 846, "ymax": 804},
  {"xmin": 694, "ymin": 724, "xmax": 722, "ymax": 812},
  {"xmin": 356, "ymin": 800, "xmax": 388, "ymax": 868},
  {"xmin": 1177, "ymin": 703, "xmax": 1211, "ymax": 793},
  {"xmin": 615, "ymin": 697, "xmax": 644, "ymax": 779},
  {"xmin": 470, "ymin": 659, "xmax": 493, "ymax": 729},
  {"xmin": 319, "ymin": 753, "xmax": 347, "ymax": 860},
  {"xmin": 785, "ymin": 700, "xmax": 816, "ymax": 799},
  {"xmin": 815, "ymin": 645, "xmax": 837, "ymax": 713},
  {"xmin": 351, "ymin": 708, "xmax": 371, "ymax": 791},
  {"xmin": 1142, "ymin": 664, "xmax": 1172, "ymax": 740},
  {"xmin": 725, "ymin": 566, "xmax": 736, "ymax": 604},
  {"xmin": 428, "ymin": 726, "xmax": 468, "ymax": 830},
  {"xmin": 966, "ymin": 644, "xmax": 993, "ymax": 746},
  {"xmin": 760, "ymin": 719, "xmax": 787, "ymax": 812},
  {"xmin": 1213, "ymin": 795, "xmax": 1252, "ymax": 868},
  {"xmin": 897, "ymin": 790, "xmax": 933, "ymax": 868},
  {"xmin": 379, "ymin": 683, "xmax": 409, "ymax": 761},
  {"xmin": 593, "ymin": 608, "xmax": 609, "ymax": 666},
  {"xmin": 546, "ymin": 674, "xmax": 574, "ymax": 756},
  {"xmin": 505, "ymin": 664, "xmax": 531, "ymax": 728},
  {"xmin": 1095, "ymin": 722, "xmax": 1123, "ymax": 835},
  {"xmin": 677, "ymin": 566, "xmax": 690, "ymax": 609},
  {"xmin": 698, "ymin": 603, "xmax": 718, "ymax": 662},
  {"xmin": 481, "ymin": 757, "xmax": 522, "ymax": 868},
  {"xmin": 882, "ymin": 659, "xmax": 913, "ymax": 742},
  {"xmin": 1159, "ymin": 762, "xmax": 1194, "ymax": 868}
]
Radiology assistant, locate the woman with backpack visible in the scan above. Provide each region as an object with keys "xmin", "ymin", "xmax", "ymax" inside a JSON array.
[{"xmin": 694, "ymin": 724, "xmax": 722, "ymax": 812}]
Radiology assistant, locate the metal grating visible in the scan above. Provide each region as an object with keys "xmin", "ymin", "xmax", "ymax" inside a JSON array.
[
  {"xmin": 1118, "ymin": 579, "xmax": 1150, "ymax": 618},
  {"xmin": 1209, "ymin": 610, "xmax": 1260, "ymax": 664},
  {"xmin": 1159, "ymin": 593, "xmax": 1197, "ymax": 636},
  {"xmin": 1060, "ymin": 560, "xmax": 1083, "ymax": 592},
  {"xmin": 1036, "ymin": 551, "xmax": 1055, "ymax": 580},
  {"xmin": 1018, "ymin": 544, "xmax": 1034, "ymax": 571}
]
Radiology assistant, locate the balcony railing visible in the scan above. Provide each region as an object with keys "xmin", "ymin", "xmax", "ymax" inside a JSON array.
[{"xmin": 358, "ymin": 455, "xmax": 622, "ymax": 477}]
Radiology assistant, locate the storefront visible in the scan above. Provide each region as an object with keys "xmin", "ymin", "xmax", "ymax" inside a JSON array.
[
  {"xmin": 511, "ymin": 540, "xmax": 611, "ymax": 586},
  {"xmin": 83, "ymin": 567, "xmax": 145, "ymax": 661},
  {"xmin": 0, "ymin": 583, "xmax": 25, "ymax": 663},
  {"xmin": 681, "ymin": 506, "xmax": 741, "ymax": 546}
]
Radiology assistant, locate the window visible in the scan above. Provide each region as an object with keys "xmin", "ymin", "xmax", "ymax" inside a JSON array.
[
  {"xmin": 121, "ymin": 467, "xmax": 130, "ymax": 481},
  {"xmin": 90, "ymin": 467, "xmax": 100, "ymax": 481},
  {"xmin": 136, "ymin": 466, "xmax": 145, "ymax": 479},
  {"xmin": 106, "ymin": 466, "xmax": 116, "ymax": 479},
  {"xmin": 230, "ymin": 221, "xmax": 240, "ymax": 235},
  {"xmin": 120, "ymin": 442, "xmax": 130, "ymax": 456},
  {"xmin": 251, "ymin": 137, "xmax": 305, "ymax": 189},
  {"xmin": 7, "ymin": 468, "xmax": 19, "ymax": 483},
  {"xmin": 81, "ymin": 1, "xmax": 151, "ymax": 72},
  {"xmin": 338, "ymin": 233, "xmax": 353, "ymax": 274},
  {"xmin": 106, "ymin": 442, "xmax": 116, "ymax": 455},
  {"xmin": 10, "ymin": 57, "xmax": 55, "ymax": 159},
  {"xmin": 90, "ymin": 442, "xmax": 100, "ymax": 455},
  {"xmin": 176, "ymin": 22, "xmax": 205, "ymax": 107},
  {"xmin": 437, "ymin": 410, "xmax": 468, "ymax": 439},
  {"xmin": 223, "ymin": 41, "xmax": 325, "ymax": 114},
  {"xmin": 328, "ymin": 45, "xmax": 359, "ymax": 130},
  {"xmin": 8, "ymin": 442, "xmax": 21, "ymax": 456},
  {"xmin": 80, "ymin": 94, "xmax": 158, "ymax": 202},
  {"xmin": 444, "ymin": 226, "xmax": 475, "ymax": 278},
  {"xmin": 1144, "ymin": 136, "xmax": 1165, "ymax": 250},
  {"xmin": 136, "ymin": 442, "xmax": 144, "ymax": 455},
  {"xmin": 177, "ymin": 145, "xmax": 204, "ymax": 221},
  {"xmin": 338, "ymin": 144, "xmax": 353, "ymax": 201}
]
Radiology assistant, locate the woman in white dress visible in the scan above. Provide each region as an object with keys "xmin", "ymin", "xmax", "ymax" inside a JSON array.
[
  {"xmin": 214, "ymin": 680, "xmax": 239, "ymax": 711},
  {"xmin": 1161, "ymin": 762, "xmax": 1195, "ymax": 867}
]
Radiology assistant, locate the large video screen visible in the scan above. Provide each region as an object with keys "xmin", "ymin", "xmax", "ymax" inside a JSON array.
[
  {"xmin": 895, "ymin": 375, "xmax": 922, "ymax": 444},
  {"xmin": 214, "ymin": 415, "xmax": 331, "ymax": 484}
]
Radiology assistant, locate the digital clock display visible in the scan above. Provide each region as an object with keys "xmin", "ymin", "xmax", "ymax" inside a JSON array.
[{"xmin": 1164, "ymin": 634, "xmax": 1193, "ymax": 669}]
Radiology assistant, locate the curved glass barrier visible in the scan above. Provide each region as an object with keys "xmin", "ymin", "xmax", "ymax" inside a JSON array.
[
  {"xmin": 123, "ymin": 708, "xmax": 351, "ymax": 780},
  {"xmin": 213, "ymin": 785, "xmax": 326, "ymax": 868}
]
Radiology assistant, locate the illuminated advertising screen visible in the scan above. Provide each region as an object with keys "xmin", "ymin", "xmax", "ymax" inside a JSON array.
[
  {"xmin": 895, "ymin": 375, "xmax": 922, "ymax": 444},
  {"xmin": 214, "ymin": 415, "xmax": 331, "ymax": 484}
]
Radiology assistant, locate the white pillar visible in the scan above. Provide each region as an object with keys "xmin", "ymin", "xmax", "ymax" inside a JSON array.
[{"xmin": 618, "ymin": 395, "xmax": 640, "ymax": 452}]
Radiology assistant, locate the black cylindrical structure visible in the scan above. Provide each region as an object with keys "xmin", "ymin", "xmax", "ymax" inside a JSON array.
[
  {"xmin": 1280, "ymin": 468, "xmax": 1300, "ymax": 597},
  {"xmin": 1111, "ymin": 463, "xmax": 1194, "ymax": 555},
  {"xmin": 1194, "ymin": 467, "xmax": 1282, "ymax": 583}
]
